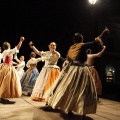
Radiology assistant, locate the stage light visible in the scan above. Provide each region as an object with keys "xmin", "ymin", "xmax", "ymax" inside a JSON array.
[{"xmin": 89, "ymin": 0, "xmax": 97, "ymax": 5}]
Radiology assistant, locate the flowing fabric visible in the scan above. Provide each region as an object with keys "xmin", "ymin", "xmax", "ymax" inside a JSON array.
[
  {"xmin": 31, "ymin": 67, "xmax": 60, "ymax": 101},
  {"xmin": 45, "ymin": 64, "xmax": 97, "ymax": 114},
  {"xmin": 31, "ymin": 51, "xmax": 60, "ymax": 101},
  {"xmin": 0, "ymin": 56, "xmax": 22, "ymax": 98},
  {"xmin": 20, "ymin": 57, "xmax": 41, "ymax": 94},
  {"xmin": 89, "ymin": 66, "xmax": 102, "ymax": 95},
  {"xmin": 21, "ymin": 67, "xmax": 39, "ymax": 94},
  {"xmin": 45, "ymin": 42, "xmax": 98, "ymax": 115}
]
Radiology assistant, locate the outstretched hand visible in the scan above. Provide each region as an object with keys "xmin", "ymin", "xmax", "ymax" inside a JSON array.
[
  {"xmin": 104, "ymin": 27, "xmax": 109, "ymax": 33},
  {"xmin": 102, "ymin": 45, "xmax": 106, "ymax": 49},
  {"xmin": 95, "ymin": 37, "xmax": 103, "ymax": 46},
  {"xmin": 20, "ymin": 36, "xmax": 25, "ymax": 42},
  {"xmin": 99, "ymin": 26, "xmax": 109, "ymax": 38},
  {"xmin": 29, "ymin": 41, "xmax": 34, "ymax": 46}
]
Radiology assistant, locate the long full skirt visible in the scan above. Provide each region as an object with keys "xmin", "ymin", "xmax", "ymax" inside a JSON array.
[
  {"xmin": 45, "ymin": 65, "xmax": 97, "ymax": 115},
  {"xmin": 20, "ymin": 68, "xmax": 39, "ymax": 94},
  {"xmin": 31, "ymin": 67, "xmax": 60, "ymax": 101},
  {"xmin": 0, "ymin": 64, "xmax": 22, "ymax": 98},
  {"xmin": 89, "ymin": 66, "xmax": 102, "ymax": 95}
]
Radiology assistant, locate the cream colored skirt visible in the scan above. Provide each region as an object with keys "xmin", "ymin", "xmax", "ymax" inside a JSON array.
[
  {"xmin": 31, "ymin": 67, "xmax": 60, "ymax": 101},
  {"xmin": 45, "ymin": 65, "xmax": 97, "ymax": 115},
  {"xmin": 0, "ymin": 64, "xmax": 22, "ymax": 98}
]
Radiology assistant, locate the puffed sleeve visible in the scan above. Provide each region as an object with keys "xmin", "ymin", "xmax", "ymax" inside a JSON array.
[
  {"xmin": 36, "ymin": 57, "xmax": 42, "ymax": 63},
  {"xmin": 41, "ymin": 51, "xmax": 46, "ymax": 61},
  {"xmin": 8, "ymin": 47, "xmax": 18, "ymax": 55}
]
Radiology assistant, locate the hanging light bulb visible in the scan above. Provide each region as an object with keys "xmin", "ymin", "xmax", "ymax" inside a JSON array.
[{"xmin": 89, "ymin": 0, "xmax": 97, "ymax": 5}]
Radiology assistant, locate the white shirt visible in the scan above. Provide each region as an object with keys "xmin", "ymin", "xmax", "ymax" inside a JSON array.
[
  {"xmin": 2, "ymin": 47, "xmax": 17, "ymax": 62},
  {"xmin": 41, "ymin": 51, "xmax": 60, "ymax": 69},
  {"xmin": 26, "ymin": 57, "xmax": 42, "ymax": 68}
]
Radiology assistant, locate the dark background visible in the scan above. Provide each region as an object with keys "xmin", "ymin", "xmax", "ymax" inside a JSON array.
[
  {"xmin": 0, "ymin": 0, "xmax": 120, "ymax": 101},
  {"xmin": 0, "ymin": 0, "xmax": 119, "ymax": 56}
]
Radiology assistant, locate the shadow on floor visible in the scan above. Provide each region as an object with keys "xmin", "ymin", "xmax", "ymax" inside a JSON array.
[{"xmin": 40, "ymin": 106, "xmax": 93, "ymax": 120}]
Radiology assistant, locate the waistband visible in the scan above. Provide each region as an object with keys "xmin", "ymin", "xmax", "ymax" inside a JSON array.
[{"xmin": 71, "ymin": 60, "xmax": 85, "ymax": 66}]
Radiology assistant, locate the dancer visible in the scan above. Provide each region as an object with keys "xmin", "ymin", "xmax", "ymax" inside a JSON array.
[
  {"xmin": 20, "ymin": 52, "xmax": 41, "ymax": 96},
  {"xmin": 14, "ymin": 52, "xmax": 25, "ymax": 80},
  {"xmin": 45, "ymin": 27, "xmax": 109, "ymax": 119},
  {"xmin": 0, "ymin": 36, "xmax": 25, "ymax": 104},
  {"xmin": 86, "ymin": 46, "xmax": 106, "ymax": 101},
  {"xmin": 29, "ymin": 41, "xmax": 60, "ymax": 101}
]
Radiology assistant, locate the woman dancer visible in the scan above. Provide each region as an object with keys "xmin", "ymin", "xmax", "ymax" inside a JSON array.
[
  {"xmin": 45, "ymin": 27, "xmax": 109, "ymax": 119},
  {"xmin": 86, "ymin": 46, "xmax": 106, "ymax": 101},
  {"xmin": 0, "ymin": 36, "xmax": 25, "ymax": 104},
  {"xmin": 29, "ymin": 41, "xmax": 60, "ymax": 101},
  {"xmin": 20, "ymin": 52, "xmax": 41, "ymax": 96},
  {"xmin": 14, "ymin": 52, "xmax": 25, "ymax": 80}
]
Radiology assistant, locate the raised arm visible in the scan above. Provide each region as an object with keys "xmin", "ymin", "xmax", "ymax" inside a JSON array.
[
  {"xmin": 93, "ymin": 46, "xmax": 106, "ymax": 58},
  {"xmin": 29, "ymin": 41, "xmax": 41, "ymax": 56},
  {"xmin": 95, "ymin": 27, "xmax": 109, "ymax": 46},
  {"xmin": 98, "ymin": 27, "xmax": 109, "ymax": 38},
  {"xmin": 36, "ymin": 57, "xmax": 42, "ymax": 63},
  {"xmin": 14, "ymin": 53, "xmax": 20, "ymax": 63},
  {"xmin": 16, "ymin": 36, "xmax": 25, "ymax": 50}
]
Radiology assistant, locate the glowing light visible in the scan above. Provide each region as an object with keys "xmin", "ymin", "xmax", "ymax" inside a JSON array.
[{"xmin": 89, "ymin": 0, "xmax": 97, "ymax": 5}]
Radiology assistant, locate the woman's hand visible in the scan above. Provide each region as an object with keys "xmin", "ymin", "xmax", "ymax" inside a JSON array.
[
  {"xmin": 102, "ymin": 46, "xmax": 106, "ymax": 49},
  {"xmin": 104, "ymin": 27, "xmax": 109, "ymax": 33},
  {"xmin": 99, "ymin": 27, "xmax": 109, "ymax": 38},
  {"xmin": 95, "ymin": 37, "xmax": 103, "ymax": 46},
  {"xmin": 20, "ymin": 36, "xmax": 25, "ymax": 42},
  {"xmin": 29, "ymin": 41, "xmax": 34, "ymax": 46}
]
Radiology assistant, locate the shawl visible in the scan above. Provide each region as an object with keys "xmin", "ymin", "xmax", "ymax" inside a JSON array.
[{"xmin": 67, "ymin": 43, "xmax": 84, "ymax": 60}]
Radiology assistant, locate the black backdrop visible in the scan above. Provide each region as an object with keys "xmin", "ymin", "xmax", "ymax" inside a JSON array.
[{"xmin": 0, "ymin": 0, "xmax": 120, "ymax": 71}]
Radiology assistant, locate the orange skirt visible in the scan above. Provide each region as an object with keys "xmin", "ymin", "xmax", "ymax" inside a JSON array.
[
  {"xmin": 31, "ymin": 67, "xmax": 60, "ymax": 101},
  {"xmin": 43, "ymin": 68, "xmax": 60, "ymax": 93}
]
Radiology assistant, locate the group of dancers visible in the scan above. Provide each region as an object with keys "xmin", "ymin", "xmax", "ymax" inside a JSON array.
[
  {"xmin": 0, "ymin": 27, "xmax": 109, "ymax": 119},
  {"xmin": 0, "ymin": 38, "xmax": 61, "ymax": 101}
]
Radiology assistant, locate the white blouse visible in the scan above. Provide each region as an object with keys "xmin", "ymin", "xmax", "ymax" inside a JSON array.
[
  {"xmin": 26, "ymin": 57, "xmax": 42, "ymax": 68},
  {"xmin": 2, "ymin": 47, "xmax": 18, "ymax": 62},
  {"xmin": 14, "ymin": 54, "xmax": 25, "ymax": 71},
  {"xmin": 16, "ymin": 61, "xmax": 25, "ymax": 71},
  {"xmin": 41, "ymin": 51, "xmax": 60, "ymax": 68}
]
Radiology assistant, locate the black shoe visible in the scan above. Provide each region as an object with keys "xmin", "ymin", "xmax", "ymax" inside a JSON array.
[
  {"xmin": 45, "ymin": 102, "xmax": 48, "ymax": 106},
  {"xmin": 68, "ymin": 111, "xmax": 74, "ymax": 117},
  {"xmin": 28, "ymin": 92, "xmax": 31, "ymax": 96},
  {"xmin": 81, "ymin": 115, "xmax": 86, "ymax": 120},
  {"xmin": 43, "ymin": 106, "xmax": 53, "ymax": 111},
  {"xmin": 0, "ymin": 98, "xmax": 16, "ymax": 104}
]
